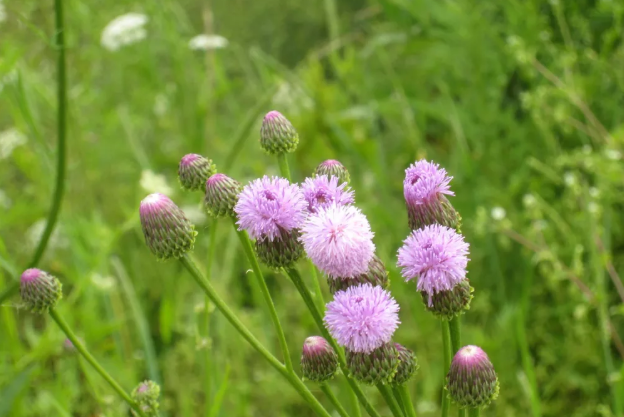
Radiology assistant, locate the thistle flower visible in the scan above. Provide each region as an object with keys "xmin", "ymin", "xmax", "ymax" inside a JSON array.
[
  {"xmin": 204, "ymin": 173, "xmax": 242, "ymax": 218},
  {"xmin": 260, "ymin": 111, "xmax": 299, "ymax": 155},
  {"xmin": 139, "ymin": 193, "xmax": 197, "ymax": 260},
  {"xmin": 403, "ymin": 160, "xmax": 460, "ymax": 230},
  {"xmin": 178, "ymin": 153, "xmax": 216, "ymax": 192},
  {"xmin": 301, "ymin": 204, "xmax": 375, "ymax": 278},
  {"xmin": 132, "ymin": 380, "xmax": 161, "ymax": 416},
  {"xmin": 447, "ymin": 345, "xmax": 499, "ymax": 409},
  {"xmin": 234, "ymin": 176, "xmax": 307, "ymax": 241},
  {"xmin": 328, "ymin": 254, "xmax": 389, "ymax": 294},
  {"xmin": 324, "ymin": 284, "xmax": 400, "ymax": 353},
  {"xmin": 392, "ymin": 343, "xmax": 418, "ymax": 385},
  {"xmin": 300, "ymin": 336, "xmax": 339, "ymax": 382},
  {"xmin": 314, "ymin": 159, "xmax": 350, "ymax": 185},
  {"xmin": 20, "ymin": 268, "xmax": 62, "ymax": 313},
  {"xmin": 301, "ymin": 175, "xmax": 354, "ymax": 213},
  {"xmin": 397, "ymin": 224, "xmax": 469, "ymax": 306},
  {"xmin": 421, "ymin": 279, "xmax": 473, "ymax": 320},
  {"xmin": 346, "ymin": 342, "xmax": 399, "ymax": 385}
]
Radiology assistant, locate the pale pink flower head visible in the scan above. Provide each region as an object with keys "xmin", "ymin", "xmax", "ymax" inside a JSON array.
[
  {"xmin": 324, "ymin": 284, "xmax": 400, "ymax": 353},
  {"xmin": 404, "ymin": 160, "xmax": 454, "ymax": 205},
  {"xmin": 301, "ymin": 175, "xmax": 354, "ymax": 213},
  {"xmin": 300, "ymin": 204, "xmax": 375, "ymax": 278},
  {"xmin": 397, "ymin": 224, "xmax": 469, "ymax": 305},
  {"xmin": 234, "ymin": 176, "xmax": 307, "ymax": 241}
]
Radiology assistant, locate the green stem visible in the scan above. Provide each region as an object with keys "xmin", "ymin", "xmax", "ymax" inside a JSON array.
[
  {"xmin": 0, "ymin": 0, "xmax": 69, "ymax": 306},
  {"xmin": 449, "ymin": 317, "xmax": 464, "ymax": 417},
  {"xmin": 277, "ymin": 153, "xmax": 292, "ymax": 181},
  {"xmin": 392, "ymin": 386, "xmax": 407, "ymax": 416},
  {"xmin": 377, "ymin": 384, "xmax": 405, "ymax": 417},
  {"xmin": 398, "ymin": 384, "xmax": 418, "ymax": 417},
  {"xmin": 284, "ymin": 267, "xmax": 383, "ymax": 417},
  {"xmin": 441, "ymin": 320, "xmax": 451, "ymax": 417},
  {"xmin": 179, "ymin": 256, "xmax": 331, "ymax": 417},
  {"xmin": 48, "ymin": 309, "xmax": 145, "ymax": 417},
  {"xmin": 320, "ymin": 382, "xmax": 350, "ymax": 417},
  {"xmin": 348, "ymin": 382, "xmax": 362, "ymax": 417},
  {"xmin": 232, "ymin": 220, "xmax": 293, "ymax": 373},
  {"xmin": 309, "ymin": 261, "xmax": 326, "ymax": 312},
  {"xmin": 204, "ymin": 219, "xmax": 218, "ymax": 417},
  {"xmin": 468, "ymin": 408, "xmax": 480, "ymax": 417}
]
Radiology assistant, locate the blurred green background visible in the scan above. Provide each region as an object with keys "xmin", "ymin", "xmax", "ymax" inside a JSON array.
[{"xmin": 2, "ymin": 0, "xmax": 624, "ymax": 416}]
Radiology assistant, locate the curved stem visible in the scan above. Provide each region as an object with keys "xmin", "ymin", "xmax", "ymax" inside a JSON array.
[
  {"xmin": 441, "ymin": 320, "xmax": 452, "ymax": 417},
  {"xmin": 232, "ymin": 220, "xmax": 293, "ymax": 373},
  {"xmin": 348, "ymin": 383, "xmax": 362, "ymax": 417},
  {"xmin": 309, "ymin": 261, "xmax": 325, "ymax": 312},
  {"xmin": 284, "ymin": 267, "xmax": 382, "ymax": 417},
  {"xmin": 376, "ymin": 384, "xmax": 404, "ymax": 417},
  {"xmin": 393, "ymin": 386, "xmax": 406, "ymax": 416},
  {"xmin": 276, "ymin": 153, "xmax": 292, "ymax": 181},
  {"xmin": 449, "ymin": 317, "xmax": 464, "ymax": 417},
  {"xmin": 49, "ymin": 309, "xmax": 145, "ymax": 417},
  {"xmin": 398, "ymin": 384, "xmax": 418, "ymax": 417},
  {"xmin": 179, "ymin": 256, "xmax": 331, "ymax": 417},
  {"xmin": 320, "ymin": 382, "xmax": 350, "ymax": 417}
]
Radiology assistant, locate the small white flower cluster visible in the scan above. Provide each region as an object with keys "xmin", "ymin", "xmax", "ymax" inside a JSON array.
[
  {"xmin": 0, "ymin": 128, "xmax": 27, "ymax": 159},
  {"xmin": 188, "ymin": 34, "xmax": 228, "ymax": 51},
  {"xmin": 101, "ymin": 13, "xmax": 148, "ymax": 51}
]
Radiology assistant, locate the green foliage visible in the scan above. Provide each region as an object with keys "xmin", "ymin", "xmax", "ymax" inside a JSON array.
[{"xmin": 1, "ymin": 0, "xmax": 624, "ymax": 415}]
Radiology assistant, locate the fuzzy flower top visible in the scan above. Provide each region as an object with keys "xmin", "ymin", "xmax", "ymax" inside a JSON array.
[
  {"xmin": 234, "ymin": 176, "xmax": 307, "ymax": 241},
  {"xmin": 324, "ymin": 284, "xmax": 400, "ymax": 353},
  {"xmin": 397, "ymin": 224, "xmax": 469, "ymax": 305},
  {"xmin": 301, "ymin": 175, "xmax": 354, "ymax": 213},
  {"xmin": 403, "ymin": 160, "xmax": 454, "ymax": 206},
  {"xmin": 300, "ymin": 204, "xmax": 375, "ymax": 278}
]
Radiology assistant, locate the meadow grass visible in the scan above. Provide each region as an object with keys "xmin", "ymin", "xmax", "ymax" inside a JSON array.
[{"xmin": 1, "ymin": 0, "xmax": 624, "ymax": 416}]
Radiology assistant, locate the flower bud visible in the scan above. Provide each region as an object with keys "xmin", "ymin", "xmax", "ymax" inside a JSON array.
[
  {"xmin": 346, "ymin": 342, "xmax": 399, "ymax": 385},
  {"xmin": 421, "ymin": 279, "xmax": 473, "ymax": 320},
  {"xmin": 255, "ymin": 230, "xmax": 304, "ymax": 269},
  {"xmin": 407, "ymin": 196, "xmax": 461, "ymax": 232},
  {"xmin": 178, "ymin": 154, "xmax": 217, "ymax": 192},
  {"xmin": 139, "ymin": 193, "xmax": 197, "ymax": 260},
  {"xmin": 132, "ymin": 380, "xmax": 161, "ymax": 417},
  {"xmin": 204, "ymin": 173, "xmax": 243, "ymax": 218},
  {"xmin": 260, "ymin": 111, "xmax": 299, "ymax": 155},
  {"xmin": 20, "ymin": 268, "xmax": 62, "ymax": 313},
  {"xmin": 328, "ymin": 255, "xmax": 389, "ymax": 294},
  {"xmin": 300, "ymin": 336, "xmax": 339, "ymax": 382},
  {"xmin": 447, "ymin": 345, "xmax": 499, "ymax": 408},
  {"xmin": 314, "ymin": 159, "xmax": 350, "ymax": 185},
  {"xmin": 392, "ymin": 343, "xmax": 418, "ymax": 385}
]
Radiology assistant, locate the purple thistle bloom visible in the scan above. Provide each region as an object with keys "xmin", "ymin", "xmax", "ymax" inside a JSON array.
[
  {"xmin": 234, "ymin": 176, "xmax": 307, "ymax": 241},
  {"xmin": 301, "ymin": 175, "xmax": 355, "ymax": 213},
  {"xmin": 324, "ymin": 284, "xmax": 400, "ymax": 353},
  {"xmin": 397, "ymin": 224, "xmax": 469, "ymax": 305},
  {"xmin": 300, "ymin": 204, "xmax": 375, "ymax": 278}
]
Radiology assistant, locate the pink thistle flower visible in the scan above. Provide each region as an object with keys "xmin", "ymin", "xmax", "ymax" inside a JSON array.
[
  {"xmin": 397, "ymin": 224, "xmax": 469, "ymax": 305},
  {"xmin": 234, "ymin": 176, "xmax": 307, "ymax": 241},
  {"xmin": 324, "ymin": 284, "xmax": 400, "ymax": 353},
  {"xmin": 300, "ymin": 204, "xmax": 375, "ymax": 278},
  {"xmin": 301, "ymin": 175, "xmax": 354, "ymax": 213}
]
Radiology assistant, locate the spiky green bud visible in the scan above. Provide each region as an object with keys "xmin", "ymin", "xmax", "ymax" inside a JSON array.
[
  {"xmin": 132, "ymin": 380, "xmax": 161, "ymax": 417},
  {"xmin": 178, "ymin": 154, "xmax": 217, "ymax": 192},
  {"xmin": 255, "ymin": 230, "xmax": 304, "ymax": 269},
  {"xmin": 346, "ymin": 343, "xmax": 399, "ymax": 385},
  {"xmin": 139, "ymin": 193, "xmax": 197, "ymax": 260},
  {"xmin": 421, "ymin": 279, "xmax": 473, "ymax": 320},
  {"xmin": 301, "ymin": 336, "xmax": 339, "ymax": 382},
  {"xmin": 260, "ymin": 111, "xmax": 299, "ymax": 155},
  {"xmin": 20, "ymin": 268, "xmax": 62, "ymax": 313},
  {"xmin": 407, "ymin": 195, "xmax": 462, "ymax": 232},
  {"xmin": 447, "ymin": 345, "xmax": 499, "ymax": 409},
  {"xmin": 204, "ymin": 173, "xmax": 242, "ymax": 218},
  {"xmin": 392, "ymin": 343, "xmax": 418, "ymax": 385},
  {"xmin": 314, "ymin": 159, "xmax": 350, "ymax": 185},
  {"xmin": 328, "ymin": 254, "xmax": 389, "ymax": 294}
]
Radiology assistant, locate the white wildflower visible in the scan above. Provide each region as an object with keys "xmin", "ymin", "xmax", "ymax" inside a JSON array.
[
  {"xmin": 0, "ymin": 128, "xmax": 27, "ymax": 159},
  {"xmin": 101, "ymin": 13, "xmax": 148, "ymax": 51},
  {"xmin": 491, "ymin": 207, "xmax": 506, "ymax": 221},
  {"xmin": 189, "ymin": 34, "xmax": 228, "ymax": 50},
  {"xmin": 523, "ymin": 193, "xmax": 536, "ymax": 208},
  {"xmin": 140, "ymin": 169, "xmax": 173, "ymax": 196}
]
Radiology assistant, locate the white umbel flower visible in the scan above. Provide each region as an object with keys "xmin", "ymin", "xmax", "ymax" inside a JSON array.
[
  {"xmin": 101, "ymin": 13, "xmax": 148, "ymax": 51},
  {"xmin": 189, "ymin": 34, "xmax": 228, "ymax": 50}
]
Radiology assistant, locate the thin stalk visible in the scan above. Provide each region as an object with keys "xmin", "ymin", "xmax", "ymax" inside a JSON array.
[
  {"xmin": 204, "ymin": 218, "xmax": 219, "ymax": 417},
  {"xmin": 468, "ymin": 409, "xmax": 480, "ymax": 417},
  {"xmin": 284, "ymin": 266, "xmax": 383, "ymax": 417},
  {"xmin": 449, "ymin": 317, "xmax": 464, "ymax": 417},
  {"xmin": 232, "ymin": 220, "xmax": 293, "ymax": 372},
  {"xmin": 48, "ymin": 309, "xmax": 146, "ymax": 417},
  {"xmin": 348, "ymin": 382, "xmax": 362, "ymax": 417},
  {"xmin": 392, "ymin": 386, "xmax": 406, "ymax": 416},
  {"xmin": 309, "ymin": 261, "xmax": 325, "ymax": 312},
  {"xmin": 0, "ymin": 0, "xmax": 69, "ymax": 306},
  {"xmin": 179, "ymin": 256, "xmax": 332, "ymax": 417},
  {"xmin": 276, "ymin": 153, "xmax": 292, "ymax": 181},
  {"xmin": 320, "ymin": 382, "xmax": 350, "ymax": 417},
  {"xmin": 398, "ymin": 384, "xmax": 418, "ymax": 417},
  {"xmin": 441, "ymin": 320, "xmax": 452, "ymax": 417},
  {"xmin": 377, "ymin": 384, "xmax": 405, "ymax": 417}
]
